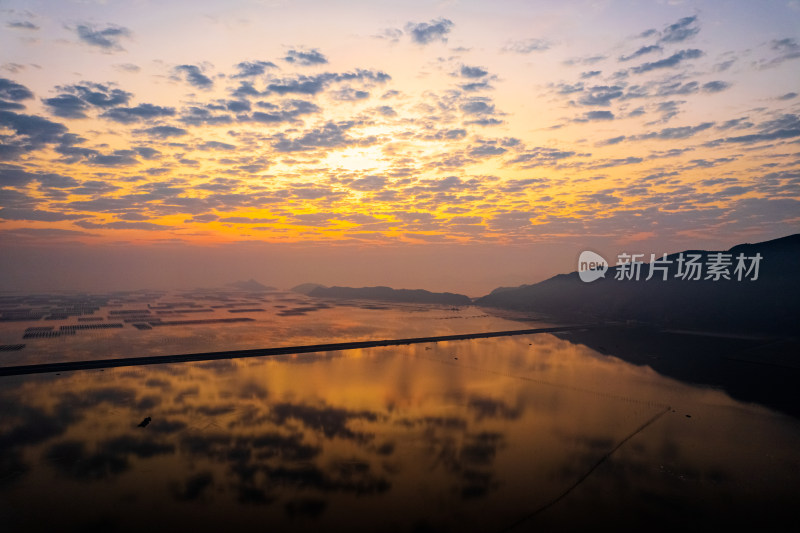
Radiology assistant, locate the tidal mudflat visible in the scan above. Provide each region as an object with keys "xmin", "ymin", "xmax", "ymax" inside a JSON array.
[{"xmin": 0, "ymin": 289, "xmax": 542, "ymax": 367}]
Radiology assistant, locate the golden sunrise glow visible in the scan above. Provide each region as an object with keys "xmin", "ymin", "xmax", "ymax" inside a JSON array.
[{"xmin": 0, "ymin": 1, "xmax": 798, "ymax": 292}]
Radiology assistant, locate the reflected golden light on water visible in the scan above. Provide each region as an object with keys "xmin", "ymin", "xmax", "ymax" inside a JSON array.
[{"xmin": 1, "ymin": 331, "xmax": 798, "ymax": 531}]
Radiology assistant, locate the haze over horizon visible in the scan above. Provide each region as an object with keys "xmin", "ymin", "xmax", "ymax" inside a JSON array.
[{"xmin": 1, "ymin": 1, "xmax": 799, "ymax": 294}]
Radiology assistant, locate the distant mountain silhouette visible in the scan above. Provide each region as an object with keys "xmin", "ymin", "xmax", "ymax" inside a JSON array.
[
  {"xmin": 291, "ymin": 283, "xmax": 327, "ymax": 295},
  {"xmin": 477, "ymin": 234, "xmax": 800, "ymax": 335},
  {"xmin": 227, "ymin": 279, "xmax": 275, "ymax": 291},
  {"xmin": 307, "ymin": 286, "xmax": 471, "ymax": 306}
]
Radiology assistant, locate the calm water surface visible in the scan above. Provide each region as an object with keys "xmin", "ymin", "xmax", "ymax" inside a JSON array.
[{"xmin": 1, "ymin": 291, "xmax": 798, "ymax": 531}]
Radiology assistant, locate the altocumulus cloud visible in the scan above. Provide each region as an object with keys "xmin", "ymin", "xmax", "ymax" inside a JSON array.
[
  {"xmin": 619, "ymin": 45, "xmax": 662, "ymax": 62},
  {"xmin": 709, "ymin": 113, "xmax": 800, "ymax": 145},
  {"xmin": 76, "ymin": 220, "xmax": 173, "ymax": 231},
  {"xmin": 233, "ymin": 60, "xmax": 277, "ymax": 78},
  {"xmin": 173, "ymin": 65, "xmax": 213, "ymax": 89},
  {"xmin": 250, "ymin": 99, "xmax": 320, "ymax": 124},
  {"xmin": 348, "ymin": 176, "xmax": 387, "ymax": 191},
  {"xmin": 702, "ymin": 81, "xmax": 730, "ymax": 93},
  {"xmin": 7, "ymin": 21, "xmax": 39, "ymax": 30},
  {"xmin": 42, "ymin": 94, "xmax": 88, "ymax": 118},
  {"xmin": 284, "ymin": 48, "xmax": 328, "ymax": 66},
  {"xmin": 272, "ymin": 121, "xmax": 373, "ymax": 152},
  {"xmin": 659, "ymin": 16, "xmax": 700, "ymax": 44},
  {"xmin": 74, "ymin": 23, "xmax": 131, "ymax": 51},
  {"xmin": 101, "ymin": 104, "xmax": 176, "ymax": 124},
  {"xmin": 43, "ymin": 83, "xmax": 135, "ymax": 119},
  {"xmin": 0, "ymin": 78, "xmax": 34, "ymax": 102},
  {"xmin": 0, "ymin": 207, "xmax": 84, "ymax": 222},
  {"xmin": 633, "ymin": 121, "xmax": 715, "ymax": 140},
  {"xmin": 0, "ymin": 110, "xmax": 68, "ymax": 159},
  {"xmin": 579, "ymin": 110, "xmax": 615, "ymax": 121},
  {"xmin": 405, "ymin": 18, "xmax": 453, "ymax": 45},
  {"xmin": 139, "ymin": 125, "xmax": 188, "ymax": 138},
  {"xmin": 631, "ymin": 49, "xmax": 703, "ymax": 74},
  {"xmin": 460, "ymin": 65, "xmax": 488, "ymax": 78},
  {"xmin": 61, "ymin": 83, "xmax": 132, "ymax": 108}
]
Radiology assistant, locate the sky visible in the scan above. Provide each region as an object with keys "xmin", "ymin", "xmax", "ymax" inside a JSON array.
[{"xmin": 1, "ymin": 0, "xmax": 799, "ymax": 295}]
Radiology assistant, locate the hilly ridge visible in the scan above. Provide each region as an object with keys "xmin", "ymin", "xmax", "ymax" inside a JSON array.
[
  {"xmin": 476, "ymin": 234, "xmax": 800, "ymax": 334},
  {"xmin": 307, "ymin": 285, "xmax": 471, "ymax": 306}
]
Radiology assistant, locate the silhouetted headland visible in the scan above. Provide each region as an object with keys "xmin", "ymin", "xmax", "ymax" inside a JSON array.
[
  {"xmin": 291, "ymin": 282, "xmax": 327, "ymax": 295},
  {"xmin": 305, "ymin": 285, "xmax": 472, "ymax": 306},
  {"xmin": 477, "ymin": 234, "xmax": 800, "ymax": 335}
]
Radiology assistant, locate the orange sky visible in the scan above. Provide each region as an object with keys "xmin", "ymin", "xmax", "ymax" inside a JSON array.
[{"xmin": 1, "ymin": 1, "xmax": 799, "ymax": 293}]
